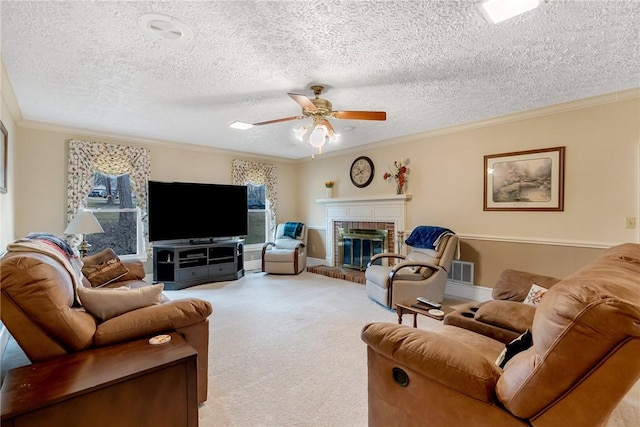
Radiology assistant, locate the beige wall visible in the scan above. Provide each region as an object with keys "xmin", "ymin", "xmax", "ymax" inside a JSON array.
[
  {"xmin": 2, "ymin": 82, "xmax": 639, "ymax": 287},
  {"xmin": 298, "ymin": 93, "xmax": 640, "ymax": 285},
  {"xmin": 0, "ymin": 63, "xmax": 16, "ymax": 253},
  {"xmin": 9, "ymin": 127, "xmax": 300, "ymax": 243}
]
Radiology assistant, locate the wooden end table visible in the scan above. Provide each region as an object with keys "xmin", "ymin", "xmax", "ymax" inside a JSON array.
[
  {"xmin": 396, "ymin": 300, "xmax": 453, "ymax": 327},
  {"xmin": 1, "ymin": 333, "xmax": 198, "ymax": 427}
]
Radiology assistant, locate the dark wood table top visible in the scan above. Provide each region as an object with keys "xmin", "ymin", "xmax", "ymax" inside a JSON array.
[
  {"xmin": 396, "ymin": 300, "xmax": 453, "ymax": 322},
  {"xmin": 1, "ymin": 333, "xmax": 196, "ymax": 420}
]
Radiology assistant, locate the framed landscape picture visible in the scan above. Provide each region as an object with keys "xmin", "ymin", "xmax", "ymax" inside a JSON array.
[
  {"xmin": 484, "ymin": 146, "xmax": 565, "ymax": 211},
  {"xmin": 1, "ymin": 120, "xmax": 7, "ymax": 194}
]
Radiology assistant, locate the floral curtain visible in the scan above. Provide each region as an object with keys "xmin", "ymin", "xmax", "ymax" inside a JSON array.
[
  {"xmin": 67, "ymin": 139, "xmax": 151, "ymax": 247},
  {"xmin": 231, "ymin": 159, "xmax": 277, "ymax": 237}
]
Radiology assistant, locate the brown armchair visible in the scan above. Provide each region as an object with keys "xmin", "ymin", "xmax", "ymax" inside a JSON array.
[
  {"xmin": 361, "ymin": 243, "xmax": 640, "ymax": 426},
  {"xmin": 1, "ymin": 244, "xmax": 213, "ymax": 404}
]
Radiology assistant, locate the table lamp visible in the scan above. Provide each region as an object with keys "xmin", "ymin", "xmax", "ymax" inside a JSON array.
[{"xmin": 64, "ymin": 210, "xmax": 104, "ymax": 257}]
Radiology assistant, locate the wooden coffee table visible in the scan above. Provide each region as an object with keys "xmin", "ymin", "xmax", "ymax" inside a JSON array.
[{"xmin": 396, "ymin": 300, "xmax": 453, "ymax": 327}]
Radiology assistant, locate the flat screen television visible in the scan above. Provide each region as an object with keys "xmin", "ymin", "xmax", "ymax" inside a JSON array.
[{"xmin": 148, "ymin": 180, "xmax": 248, "ymax": 242}]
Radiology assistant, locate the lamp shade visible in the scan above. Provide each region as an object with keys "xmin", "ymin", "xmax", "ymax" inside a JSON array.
[{"xmin": 64, "ymin": 210, "xmax": 104, "ymax": 235}]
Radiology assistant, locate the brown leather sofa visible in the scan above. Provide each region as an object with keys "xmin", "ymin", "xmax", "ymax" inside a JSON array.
[
  {"xmin": 361, "ymin": 243, "xmax": 640, "ymax": 426},
  {"xmin": 443, "ymin": 268, "xmax": 561, "ymax": 343},
  {"xmin": 1, "ymin": 248, "xmax": 213, "ymax": 404}
]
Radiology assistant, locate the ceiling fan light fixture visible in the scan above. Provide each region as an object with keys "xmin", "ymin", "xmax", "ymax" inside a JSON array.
[
  {"xmin": 479, "ymin": 0, "xmax": 541, "ymax": 24},
  {"xmin": 229, "ymin": 121, "xmax": 254, "ymax": 130},
  {"xmin": 328, "ymin": 131, "xmax": 339, "ymax": 144},
  {"xmin": 232, "ymin": 85, "xmax": 385, "ymax": 157},
  {"xmin": 309, "ymin": 125, "xmax": 327, "ymax": 148},
  {"xmin": 293, "ymin": 126, "xmax": 308, "ymax": 141}
]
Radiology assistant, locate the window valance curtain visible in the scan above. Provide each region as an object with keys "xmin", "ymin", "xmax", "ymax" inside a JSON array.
[
  {"xmin": 67, "ymin": 139, "xmax": 151, "ymax": 244},
  {"xmin": 231, "ymin": 159, "xmax": 277, "ymax": 236}
]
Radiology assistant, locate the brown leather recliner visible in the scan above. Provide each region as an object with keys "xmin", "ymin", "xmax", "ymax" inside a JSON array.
[
  {"xmin": 1, "ymin": 249, "xmax": 213, "ymax": 404},
  {"xmin": 443, "ymin": 269, "xmax": 561, "ymax": 343},
  {"xmin": 361, "ymin": 243, "xmax": 640, "ymax": 426}
]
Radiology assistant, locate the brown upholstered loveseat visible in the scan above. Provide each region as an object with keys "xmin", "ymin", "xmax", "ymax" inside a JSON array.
[
  {"xmin": 361, "ymin": 243, "xmax": 640, "ymax": 426},
  {"xmin": 1, "ymin": 242, "xmax": 213, "ymax": 404}
]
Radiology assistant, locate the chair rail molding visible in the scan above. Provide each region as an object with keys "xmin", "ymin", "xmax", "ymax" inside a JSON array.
[{"xmin": 317, "ymin": 194, "xmax": 412, "ymax": 266}]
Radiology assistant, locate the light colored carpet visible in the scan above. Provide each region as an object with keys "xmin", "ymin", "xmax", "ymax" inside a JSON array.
[
  {"xmin": 167, "ymin": 270, "xmax": 407, "ymax": 427},
  {"xmin": 2, "ymin": 270, "xmax": 639, "ymax": 426}
]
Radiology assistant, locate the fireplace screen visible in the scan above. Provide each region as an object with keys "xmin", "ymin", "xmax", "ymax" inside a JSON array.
[{"xmin": 338, "ymin": 228, "xmax": 388, "ymax": 270}]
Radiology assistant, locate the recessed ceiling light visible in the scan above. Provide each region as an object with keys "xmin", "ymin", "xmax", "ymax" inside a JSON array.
[
  {"xmin": 479, "ymin": 0, "xmax": 542, "ymax": 24},
  {"xmin": 138, "ymin": 14, "xmax": 193, "ymax": 46},
  {"xmin": 229, "ymin": 121, "xmax": 254, "ymax": 130}
]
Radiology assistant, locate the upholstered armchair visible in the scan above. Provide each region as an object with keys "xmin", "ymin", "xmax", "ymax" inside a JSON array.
[
  {"xmin": 361, "ymin": 243, "xmax": 640, "ymax": 426},
  {"xmin": 262, "ymin": 222, "xmax": 308, "ymax": 275},
  {"xmin": 365, "ymin": 226, "xmax": 458, "ymax": 309}
]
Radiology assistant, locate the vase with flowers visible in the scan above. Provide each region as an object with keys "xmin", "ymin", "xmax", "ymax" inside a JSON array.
[
  {"xmin": 383, "ymin": 159, "xmax": 409, "ymax": 194},
  {"xmin": 325, "ymin": 180, "xmax": 335, "ymax": 198}
]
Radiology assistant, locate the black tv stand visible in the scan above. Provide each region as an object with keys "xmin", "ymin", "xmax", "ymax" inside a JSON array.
[
  {"xmin": 152, "ymin": 239, "xmax": 244, "ymax": 290},
  {"xmin": 189, "ymin": 238, "xmax": 214, "ymax": 245}
]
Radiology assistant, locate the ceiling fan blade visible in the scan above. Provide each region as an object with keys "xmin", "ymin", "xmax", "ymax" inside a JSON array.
[
  {"xmin": 288, "ymin": 93, "xmax": 318, "ymax": 111},
  {"xmin": 318, "ymin": 119, "xmax": 336, "ymax": 134},
  {"xmin": 252, "ymin": 116, "xmax": 304, "ymax": 126},
  {"xmin": 332, "ymin": 111, "xmax": 387, "ymax": 121}
]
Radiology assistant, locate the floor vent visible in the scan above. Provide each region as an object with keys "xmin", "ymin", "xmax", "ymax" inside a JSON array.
[{"xmin": 448, "ymin": 260, "xmax": 474, "ymax": 286}]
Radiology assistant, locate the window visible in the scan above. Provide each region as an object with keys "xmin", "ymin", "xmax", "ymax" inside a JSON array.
[
  {"xmin": 245, "ymin": 183, "xmax": 269, "ymax": 247},
  {"xmin": 231, "ymin": 159, "xmax": 278, "ymax": 247},
  {"xmin": 67, "ymin": 139, "xmax": 150, "ymax": 260},
  {"xmin": 84, "ymin": 172, "xmax": 145, "ymax": 260}
]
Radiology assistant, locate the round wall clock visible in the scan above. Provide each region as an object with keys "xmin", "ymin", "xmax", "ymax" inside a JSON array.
[{"xmin": 350, "ymin": 156, "xmax": 375, "ymax": 188}]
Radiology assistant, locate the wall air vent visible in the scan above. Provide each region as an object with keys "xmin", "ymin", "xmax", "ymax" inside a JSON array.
[{"xmin": 448, "ymin": 260, "xmax": 474, "ymax": 286}]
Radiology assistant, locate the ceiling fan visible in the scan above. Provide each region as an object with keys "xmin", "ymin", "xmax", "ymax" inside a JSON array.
[{"xmin": 229, "ymin": 85, "xmax": 387, "ymax": 133}]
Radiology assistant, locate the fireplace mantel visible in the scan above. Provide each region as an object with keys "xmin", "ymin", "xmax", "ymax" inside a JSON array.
[
  {"xmin": 317, "ymin": 194, "xmax": 412, "ymax": 266},
  {"xmin": 316, "ymin": 194, "xmax": 412, "ymax": 204}
]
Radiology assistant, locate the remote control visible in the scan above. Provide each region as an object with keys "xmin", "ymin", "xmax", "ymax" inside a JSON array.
[{"xmin": 416, "ymin": 297, "xmax": 441, "ymax": 309}]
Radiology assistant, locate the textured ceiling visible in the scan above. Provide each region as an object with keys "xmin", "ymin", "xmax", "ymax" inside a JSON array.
[{"xmin": 1, "ymin": 1, "xmax": 639, "ymax": 160}]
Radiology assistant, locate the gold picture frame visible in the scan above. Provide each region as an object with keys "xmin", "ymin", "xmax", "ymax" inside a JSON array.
[
  {"xmin": 0, "ymin": 120, "xmax": 7, "ymax": 194},
  {"xmin": 484, "ymin": 146, "xmax": 565, "ymax": 211}
]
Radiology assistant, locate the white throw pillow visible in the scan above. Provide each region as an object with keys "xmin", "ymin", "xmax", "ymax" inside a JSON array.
[
  {"xmin": 77, "ymin": 284, "xmax": 164, "ymax": 321},
  {"xmin": 523, "ymin": 283, "xmax": 548, "ymax": 306}
]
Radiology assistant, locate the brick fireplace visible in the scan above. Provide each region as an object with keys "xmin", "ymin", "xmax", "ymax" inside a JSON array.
[
  {"xmin": 334, "ymin": 222, "xmax": 394, "ymax": 269},
  {"xmin": 317, "ymin": 194, "xmax": 412, "ymax": 268}
]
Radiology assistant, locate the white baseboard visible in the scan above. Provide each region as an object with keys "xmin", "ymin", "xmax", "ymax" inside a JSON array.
[
  {"xmin": 445, "ymin": 280, "xmax": 493, "ymax": 302},
  {"xmin": 243, "ymin": 257, "xmax": 324, "ymax": 272},
  {"xmin": 244, "ymin": 259, "xmax": 261, "ymax": 271},
  {"xmin": 243, "ymin": 260, "xmax": 492, "ymax": 302},
  {"xmin": 306, "ymin": 257, "xmax": 326, "ymax": 267}
]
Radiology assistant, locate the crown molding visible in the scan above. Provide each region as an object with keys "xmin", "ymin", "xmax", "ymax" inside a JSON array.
[
  {"xmin": 5, "ymin": 75, "xmax": 638, "ymax": 164},
  {"xmin": 1, "ymin": 60, "xmax": 24, "ymax": 123},
  {"xmin": 371, "ymin": 87, "xmax": 640, "ymax": 149}
]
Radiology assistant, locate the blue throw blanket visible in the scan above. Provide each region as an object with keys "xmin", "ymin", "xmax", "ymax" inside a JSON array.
[
  {"xmin": 405, "ymin": 226, "xmax": 455, "ymax": 250},
  {"xmin": 283, "ymin": 222, "xmax": 304, "ymax": 239}
]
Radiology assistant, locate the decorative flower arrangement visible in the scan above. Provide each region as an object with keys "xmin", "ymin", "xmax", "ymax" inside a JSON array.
[
  {"xmin": 383, "ymin": 159, "xmax": 409, "ymax": 194},
  {"xmin": 325, "ymin": 181, "xmax": 335, "ymax": 188}
]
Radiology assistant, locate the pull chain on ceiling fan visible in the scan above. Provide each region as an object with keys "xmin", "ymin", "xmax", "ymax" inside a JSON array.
[{"xmin": 230, "ymin": 85, "xmax": 386, "ymax": 157}]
